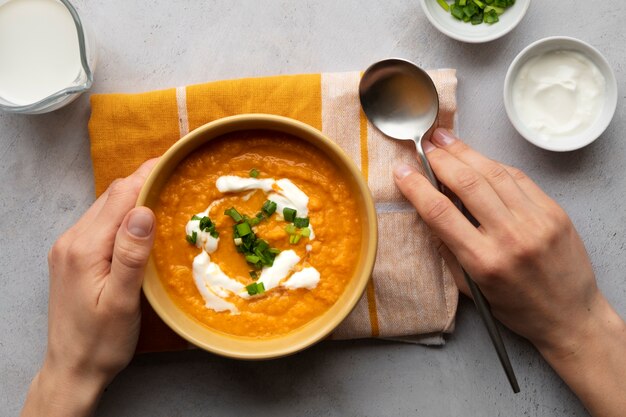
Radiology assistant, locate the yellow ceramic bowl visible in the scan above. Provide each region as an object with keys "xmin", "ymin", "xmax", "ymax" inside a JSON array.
[{"xmin": 137, "ymin": 114, "xmax": 377, "ymax": 359}]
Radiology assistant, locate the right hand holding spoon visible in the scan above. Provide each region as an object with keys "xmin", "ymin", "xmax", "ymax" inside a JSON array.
[{"xmin": 393, "ymin": 127, "xmax": 626, "ymax": 417}]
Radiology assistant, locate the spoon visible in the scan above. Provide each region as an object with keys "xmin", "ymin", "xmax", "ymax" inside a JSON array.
[{"xmin": 359, "ymin": 58, "xmax": 520, "ymax": 394}]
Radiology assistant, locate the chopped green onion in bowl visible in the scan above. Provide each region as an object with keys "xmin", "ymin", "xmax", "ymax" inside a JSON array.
[
  {"xmin": 262, "ymin": 200, "xmax": 277, "ymax": 216},
  {"xmin": 224, "ymin": 207, "xmax": 243, "ymax": 223},
  {"xmin": 293, "ymin": 217, "xmax": 309, "ymax": 228},
  {"xmin": 437, "ymin": 0, "xmax": 515, "ymax": 25},
  {"xmin": 245, "ymin": 282, "xmax": 265, "ymax": 296},
  {"xmin": 284, "ymin": 224, "xmax": 297, "ymax": 235},
  {"xmin": 283, "ymin": 207, "xmax": 297, "ymax": 222},
  {"xmin": 186, "ymin": 230, "xmax": 198, "ymax": 245}
]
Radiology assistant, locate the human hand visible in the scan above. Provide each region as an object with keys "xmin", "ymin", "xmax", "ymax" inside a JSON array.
[
  {"xmin": 21, "ymin": 159, "xmax": 157, "ymax": 417},
  {"xmin": 393, "ymin": 128, "xmax": 626, "ymax": 416},
  {"xmin": 394, "ymin": 128, "xmax": 599, "ymax": 351}
]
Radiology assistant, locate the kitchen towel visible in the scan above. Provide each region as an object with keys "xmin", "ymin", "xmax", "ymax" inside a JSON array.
[{"xmin": 88, "ymin": 70, "xmax": 459, "ymax": 351}]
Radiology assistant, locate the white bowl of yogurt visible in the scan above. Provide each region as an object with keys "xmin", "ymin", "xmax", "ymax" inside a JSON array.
[{"xmin": 504, "ymin": 36, "xmax": 617, "ymax": 152}]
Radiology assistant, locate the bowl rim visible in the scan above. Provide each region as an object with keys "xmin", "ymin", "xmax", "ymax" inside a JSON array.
[
  {"xmin": 419, "ymin": 0, "xmax": 531, "ymax": 44},
  {"xmin": 503, "ymin": 36, "xmax": 618, "ymax": 152},
  {"xmin": 136, "ymin": 113, "xmax": 378, "ymax": 359}
]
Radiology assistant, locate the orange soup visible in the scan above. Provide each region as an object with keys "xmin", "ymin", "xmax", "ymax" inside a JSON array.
[{"xmin": 153, "ymin": 131, "xmax": 362, "ymax": 338}]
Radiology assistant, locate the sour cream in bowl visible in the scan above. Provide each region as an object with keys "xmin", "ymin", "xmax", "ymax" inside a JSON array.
[{"xmin": 504, "ymin": 37, "xmax": 617, "ymax": 151}]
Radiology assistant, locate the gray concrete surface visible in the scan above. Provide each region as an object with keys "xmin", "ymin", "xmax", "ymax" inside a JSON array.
[{"xmin": 1, "ymin": 1, "xmax": 624, "ymax": 416}]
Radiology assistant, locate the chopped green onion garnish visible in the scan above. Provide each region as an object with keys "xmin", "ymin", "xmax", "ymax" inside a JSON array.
[
  {"xmin": 255, "ymin": 239, "xmax": 269, "ymax": 252},
  {"xmin": 191, "ymin": 214, "xmax": 202, "ymax": 221},
  {"xmin": 451, "ymin": 4, "xmax": 464, "ymax": 19},
  {"xmin": 262, "ymin": 200, "xmax": 277, "ymax": 216},
  {"xmin": 463, "ymin": 2, "xmax": 477, "ymax": 17},
  {"xmin": 285, "ymin": 224, "xmax": 297, "ymax": 235},
  {"xmin": 246, "ymin": 283, "xmax": 257, "ymax": 295},
  {"xmin": 236, "ymin": 222, "xmax": 252, "ymax": 236},
  {"xmin": 249, "ymin": 271, "xmax": 258, "ymax": 280},
  {"xmin": 186, "ymin": 230, "xmax": 197, "ymax": 245},
  {"xmin": 196, "ymin": 216, "xmax": 219, "ymax": 238},
  {"xmin": 289, "ymin": 234, "xmax": 302, "ymax": 245},
  {"xmin": 300, "ymin": 227, "xmax": 311, "ymax": 237},
  {"xmin": 249, "ymin": 168, "xmax": 260, "ymax": 178},
  {"xmin": 226, "ymin": 201, "xmax": 281, "ymax": 269},
  {"xmin": 283, "ymin": 207, "xmax": 297, "ymax": 222},
  {"xmin": 485, "ymin": 5, "xmax": 504, "ymax": 14},
  {"xmin": 199, "ymin": 216, "xmax": 212, "ymax": 231},
  {"xmin": 483, "ymin": 9, "xmax": 498, "ymax": 23},
  {"xmin": 492, "ymin": 0, "xmax": 515, "ymax": 6},
  {"xmin": 245, "ymin": 282, "xmax": 265, "ymax": 295},
  {"xmin": 471, "ymin": 10, "xmax": 484, "ymax": 24},
  {"xmin": 473, "ymin": 0, "xmax": 485, "ymax": 8},
  {"xmin": 293, "ymin": 217, "xmax": 309, "ymax": 228},
  {"xmin": 245, "ymin": 254, "xmax": 260, "ymax": 264},
  {"xmin": 438, "ymin": 0, "xmax": 513, "ymax": 25},
  {"xmin": 224, "ymin": 207, "xmax": 243, "ymax": 223}
]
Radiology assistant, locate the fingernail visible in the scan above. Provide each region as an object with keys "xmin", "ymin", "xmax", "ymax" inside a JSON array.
[
  {"xmin": 127, "ymin": 209, "xmax": 154, "ymax": 238},
  {"xmin": 393, "ymin": 163, "xmax": 417, "ymax": 180},
  {"xmin": 432, "ymin": 128, "xmax": 457, "ymax": 147},
  {"xmin": 422, "ymin": 140, "xmax": 436, "ymax": 153}
]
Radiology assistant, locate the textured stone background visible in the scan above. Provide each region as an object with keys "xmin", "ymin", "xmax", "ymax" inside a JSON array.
[{"xmin": 1, "ymin": 1, "xmax": 624, "ymax": 416}]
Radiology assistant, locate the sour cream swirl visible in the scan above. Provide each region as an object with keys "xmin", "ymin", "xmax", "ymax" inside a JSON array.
[{"xmin": 187, "ymin": 175, "xmax": 320, "ymax": 314}]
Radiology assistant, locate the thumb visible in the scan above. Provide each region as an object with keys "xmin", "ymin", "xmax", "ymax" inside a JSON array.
[{"xmin": 108, "ymin": 207, "xmax": 156, "ymax": 302}]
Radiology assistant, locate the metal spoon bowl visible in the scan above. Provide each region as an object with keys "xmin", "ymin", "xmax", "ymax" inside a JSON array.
[
  {"xmin": 359, "ymin": 59, "xmax": 439, "ymax": 185},
  {"xmin": 359, "ymin": 58, "xmax": 520, "ymax": 393}
]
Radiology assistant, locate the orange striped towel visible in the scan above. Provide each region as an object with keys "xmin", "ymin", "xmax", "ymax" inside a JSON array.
[{"xmin": 88, "ymin": 71, "xmax": 459, "ymax": 350}]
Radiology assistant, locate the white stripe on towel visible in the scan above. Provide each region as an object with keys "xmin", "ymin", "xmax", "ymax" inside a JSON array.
[
  {"xmin": 176, "ymin": 86, "xmax": 189, "ymax": 138},
  {"xmin": 320, "ymin": 72, "xmax": 362, "ymax": 169}
]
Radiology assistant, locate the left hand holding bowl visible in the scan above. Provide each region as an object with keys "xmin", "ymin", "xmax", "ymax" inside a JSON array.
[{"xmin": 21, "ymin": 159, "xmax": 157, "ymax": 417}]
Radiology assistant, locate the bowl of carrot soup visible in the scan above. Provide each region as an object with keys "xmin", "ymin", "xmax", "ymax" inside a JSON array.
[{"xmin": 137, "ymin": 114, "xmax": 377, "ymax": 359}]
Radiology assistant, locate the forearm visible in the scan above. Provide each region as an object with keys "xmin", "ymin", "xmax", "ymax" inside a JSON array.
[
  {"xmin": 21, "ymin": 360, "xmax": 106, "ymax": 417},
  {"xmin": 538, "ymin": 295, "xmax": 626, "ymax": 417}
]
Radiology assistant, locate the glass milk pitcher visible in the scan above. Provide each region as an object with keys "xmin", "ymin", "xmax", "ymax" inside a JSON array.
[{"xmin": 0, "ymin": 0, "xmax": 96, "ymax": 114}]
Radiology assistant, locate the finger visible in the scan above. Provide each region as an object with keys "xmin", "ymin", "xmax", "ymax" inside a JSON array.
[
  {"xmin": 431, "ymin": 129, "xmax": 533, "ymax": 213},
  {"xmin": 102, "ymin": 207, "xmax": 156, "ymax": 308},
  {"xmin": 500, "ymin": 163, "xmax": 556, "ymax": 209},
  {"xmin": 435, "ymin": 237, "xmax": 471, "ymax": 298},
  {"xmin": 393, "ymin": 163, "xmax": 485, "ymax": 259},
  {"xmin": 84, "ymin": 159, "xmax": 158, "ymax": 251},
  {"xmin": 425, "ymin": 142, "xmax": 512, "ymax": 228}
]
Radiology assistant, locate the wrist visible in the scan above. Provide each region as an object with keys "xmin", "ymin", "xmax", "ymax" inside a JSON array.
[
  {"xmin": 22, "ymin": 359, "xmax": 108, "ymax": 417},
  {"xmin": 536, "ymin": 293, "xmax": 624, "ymax": 365},
  {"xmin": 534, "ymin": 294, "xmax": 626, "ymax": 416}
]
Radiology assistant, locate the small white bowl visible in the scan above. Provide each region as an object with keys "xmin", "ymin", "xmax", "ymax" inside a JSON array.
[
  {"xmin": 503, "ymin": 36, "xmax": 618, "ymax": 152},
  {"xmin": 420, "ymin": 0, "xmax": 531, "ymax": 43}
]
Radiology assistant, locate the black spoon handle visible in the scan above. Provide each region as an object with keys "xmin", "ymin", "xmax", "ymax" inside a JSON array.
[
  {"xmin": 461, "ymin": 205, "xmax": 520, "ymax": 393},
  {"xmin": 416, "ymin": 146, "xmax": 519, "ymax": 393}
]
